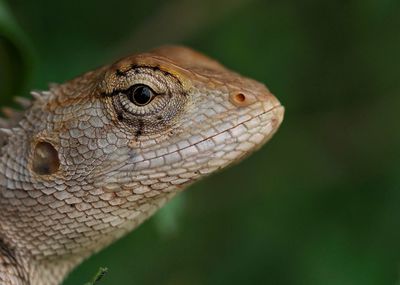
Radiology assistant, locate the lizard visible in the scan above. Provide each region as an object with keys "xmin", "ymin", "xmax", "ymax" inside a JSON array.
[{"xmin": 0, "ymin": 45, "xmax": 284, "ymax": 285}]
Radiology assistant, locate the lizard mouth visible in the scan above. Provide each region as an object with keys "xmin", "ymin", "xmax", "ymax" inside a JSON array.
[
  {"xmin": 128, "ymin": 103, "xmax": 284, "ymax": 171},
  {"xmin": 202, "ymin": 103, "xmax": 285, "ymax": 157},
  {"xmin": 98, "ymin": 102, "xmax": 284, "ymax": 185},
  {"xmin": 198, "ymin": 103, "xmax": 284, "ymax": 150}
]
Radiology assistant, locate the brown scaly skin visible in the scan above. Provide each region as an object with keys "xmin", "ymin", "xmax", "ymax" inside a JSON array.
[{"xmin": 0, "ymin": 46, "xmax": 284, "ymax": 284}]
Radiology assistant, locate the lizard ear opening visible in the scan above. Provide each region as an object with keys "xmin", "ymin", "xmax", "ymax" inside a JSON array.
[{"xmin": 32, "ymin": 141, "xmax": 60, "ymax": 175}]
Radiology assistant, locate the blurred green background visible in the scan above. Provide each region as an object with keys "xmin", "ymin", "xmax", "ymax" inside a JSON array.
[{"xmin": 1, "ymin": 0, "xmax": 400, "ymax": 284}]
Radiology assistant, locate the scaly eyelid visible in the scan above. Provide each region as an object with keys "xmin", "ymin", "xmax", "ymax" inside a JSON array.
[{"xmin": 100, "ymin": 55, "xmax": 192, "ymax": 95}]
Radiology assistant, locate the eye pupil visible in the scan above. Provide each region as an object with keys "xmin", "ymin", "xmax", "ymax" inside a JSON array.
[{"xmin": 128, "ymin": 85, "xmax": 154, "ymax": 106}]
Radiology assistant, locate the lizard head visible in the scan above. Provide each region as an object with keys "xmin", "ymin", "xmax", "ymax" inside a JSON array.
[
  {"xmin": 25, "ymin": 45, "xmax": 284, "ymax": 210},
  {"xmin": 93, "ymin": 46, "xmax": 284, "ymax": 192}
]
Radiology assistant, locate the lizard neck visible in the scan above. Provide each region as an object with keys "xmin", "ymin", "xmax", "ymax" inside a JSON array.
[
  {"xmin": 0, "ymin": 237, "xmax": 29, "ymax": 285},
  {"xmin": 0, "ymin": 232, "xmax": 80, "ymax": 285}
]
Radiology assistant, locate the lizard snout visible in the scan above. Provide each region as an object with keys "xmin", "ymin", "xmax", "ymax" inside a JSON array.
[{"xmin": 229, "ymin": 88, "xmax": 282, "ymax": 108}]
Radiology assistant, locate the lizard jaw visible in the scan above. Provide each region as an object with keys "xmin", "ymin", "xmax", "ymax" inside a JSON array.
[{"xmin": 106, "ymin": 102, "xmax": 284, "ymax": 189}]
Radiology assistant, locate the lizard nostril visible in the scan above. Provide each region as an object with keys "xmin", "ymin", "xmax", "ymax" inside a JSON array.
[
  {"xmin": 230, "ymin": 92, "xmax": 248, "ymax": 106},
  {"xmin": 234, "ymin": 93, "xmax": 246, "ymax": 103},
  {"xmin": 32, "ymin": 141, "xmax": 60, "ymax": 175}
]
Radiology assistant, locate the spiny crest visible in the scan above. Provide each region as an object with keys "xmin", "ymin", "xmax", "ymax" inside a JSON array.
[{"xmin": 0, "ymin": 90, "xmax": 52, "ymax": 128}]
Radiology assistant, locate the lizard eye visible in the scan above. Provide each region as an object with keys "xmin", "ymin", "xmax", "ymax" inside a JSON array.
[
  {"xmin": 127, "ymin": 85, "xmax": 155, "ymax": 106},
  {"xmin": 106, "ymin": 66, "xmax": 188, "ymax": 135}
]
